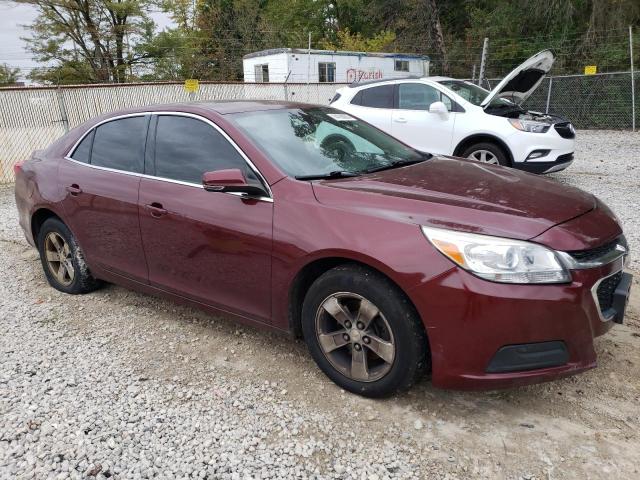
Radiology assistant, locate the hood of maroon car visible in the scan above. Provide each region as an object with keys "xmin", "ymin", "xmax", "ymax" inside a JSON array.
[{"xmin": 312, "ymin": 157, "xmax": 596, "ymax": 240}]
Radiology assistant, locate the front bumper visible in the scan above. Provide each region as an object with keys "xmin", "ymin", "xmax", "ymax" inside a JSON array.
[
  {"xmin": 517, "ymin": 153, "xmax": 574, "ymax": 174},
  {"xmin": 507, "ymin": 123, "xmax": 575, "ymax": 173},
  {"xmin": 408, "ymin": 259, "xmax": 631, "ymax": 390}
]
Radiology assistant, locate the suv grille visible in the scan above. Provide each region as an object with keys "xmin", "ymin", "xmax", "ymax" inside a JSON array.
[
  {"xmin": 568, "ymin": 236, "xmax": 626, "ymax": 262},
  {"xmin": 554, "ymin": 122, "xmax": 575, "ymax": 139},
  {"xmin": 596, "ymin": 272, "xmax": 623, "ymax": 313}
]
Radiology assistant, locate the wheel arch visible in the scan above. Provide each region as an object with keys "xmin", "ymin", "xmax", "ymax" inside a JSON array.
[
  {"xmin": 31, "ymin": 207, "xmax": 64, "ymax": 243},
  {"xmin": 287, "ymin": 255, "xmax": 428, "ymax": 348},
  {"xmin": 453, "ymin": 133, "xmax": 513, "ymax": 165}
]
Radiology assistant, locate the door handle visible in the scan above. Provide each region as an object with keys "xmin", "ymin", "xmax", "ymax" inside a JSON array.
[
  {"xmin": 66, "ymin": 184, "xmax": 82, "ymax": 196},
  {"xmin": 145, "ymin": 202, "xmax": 168, "ymax": 218},
  {"xmin": 394, "ymin": 117, "xmax": 407, "ymax": 123}
]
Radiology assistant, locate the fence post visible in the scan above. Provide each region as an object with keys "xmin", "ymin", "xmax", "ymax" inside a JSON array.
[
  {"xmin": 56, "ymin": 86, "xmax": 70, "ymax": 133},
  {"xmin": 478, "ymin": 37, "xmax": 488, "ymax": 86},
  {"xmin": 630, "ymin": 25, "xmax": 636, "ymax": 132},
  {"xmin": 545, "ymin": 76, "xmax": 553, "ymax": 114}
]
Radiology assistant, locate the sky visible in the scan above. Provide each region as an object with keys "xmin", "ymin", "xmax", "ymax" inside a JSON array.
[{"xmin": 0, "ymin": 1, "xmax": 173, "ymax": 82}]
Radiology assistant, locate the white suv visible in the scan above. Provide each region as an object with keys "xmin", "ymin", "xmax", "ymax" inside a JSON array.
[{"xmin": 330, "ymin": 50, "xmax": 575, "ymax": 174}]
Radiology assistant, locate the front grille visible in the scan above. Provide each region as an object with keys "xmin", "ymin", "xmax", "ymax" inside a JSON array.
[
  {"xmin": 568, "ymin": 236, "xmax": 626, "ymax": 262},
  {"xmin": 554, "ymin": 122, "xmax": 575, "ymax": 139},
  {"xmin": 556, "ymin": 152, "xmax": 574, "ymax": 163},
  {"xmin": 596, "ymin": 271, "xmax": 623, "ymax": 313}
]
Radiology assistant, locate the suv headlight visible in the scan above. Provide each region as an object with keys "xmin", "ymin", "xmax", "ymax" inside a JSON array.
[
  {"xmin": 421, "ymin": 226, "xmax": 571, "ymax": 284},
  {"xmin": 508, "ymin": 118, "xmax": 550, "ymax": 133}
]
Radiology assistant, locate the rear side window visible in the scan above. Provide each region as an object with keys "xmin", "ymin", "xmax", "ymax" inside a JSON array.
[
  {"xmin": 91, "ymin": 116, "xmax": 146, "ymax": 173},
  {"xmin": 154, "ymin": 115, "xmax": 253, "ymax": 185},
  {"xmin": 353, "ymin": 85, "xmax": 394, "ymax": 109},
  {"xmin": 70, "ymin": 130, "xmax": 94, "ymax": 163}
]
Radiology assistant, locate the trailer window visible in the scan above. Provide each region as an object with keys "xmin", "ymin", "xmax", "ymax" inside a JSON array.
[
  {"xmin": 319, "ymin": 62, "xmax": 336, "ymax": 83},
  {"xmin": 254, "ymin": 64, "xmax": 269, "ymax": 83},
  {"xmin": 395, "ymin": 60, "xmax": 410, "ymax": 72}
]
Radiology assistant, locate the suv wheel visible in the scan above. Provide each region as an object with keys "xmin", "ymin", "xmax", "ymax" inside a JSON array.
[
  {"xmin": 301, "ymin": 264, "xmax": 429, "ymax": 397},
  {"xmin": 37, "ymin": 217, "xmax": 102, "ymax": 294},
  {"xmin": 462, "ymin": 142, "xmax": 509, "ymax": 166}
]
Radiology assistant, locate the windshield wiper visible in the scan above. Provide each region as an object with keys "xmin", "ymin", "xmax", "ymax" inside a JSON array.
[
  {"xmin": 295, "ymin": 170, "xmax": 360, "ymax": 181},
  {"xmin": 363, "ymin": 156, "xmax": 431, "ymax": 174}
]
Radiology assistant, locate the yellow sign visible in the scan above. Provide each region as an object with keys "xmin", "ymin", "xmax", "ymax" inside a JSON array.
[
  {"xmin": 184, "ymin": 79, "xmax": 199, "ymax": 93},
  {"xmin": 584, "ymin": 65, "xmax": 597, "ymax": 75}
]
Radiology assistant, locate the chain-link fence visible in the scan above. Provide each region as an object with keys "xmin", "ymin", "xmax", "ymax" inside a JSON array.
[
  {"xmin": 1, "ymin": 73, "xmax": 639, "ymax": 184},
  {"xmin": 485, "ymin": 72, "xmax": 639, "ymax": 129},
  {"xmin": 0, "ymin": 82, "xmax": 345, "ymax": 183}
]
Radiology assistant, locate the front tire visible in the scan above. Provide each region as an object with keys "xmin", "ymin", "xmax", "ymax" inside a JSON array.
[
  {"xmin": 37, "ymin": 217, "xmax": 102, "ymax": 294},
  {"xmin": 462, "ymin": 142, "xmax": 509, "ymax": 166},
  {"xmin": 301, "ymin": 264, "xmax": 429, "ymax": 397}
]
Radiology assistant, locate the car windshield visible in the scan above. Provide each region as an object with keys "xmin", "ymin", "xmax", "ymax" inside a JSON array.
[
  {"xmin": 438, "ymin": 80, "xmax": 513, "ymax": 107},
  {"xmin": 228, "ymin": 107, "xmax": 426, "ymax": 178}
]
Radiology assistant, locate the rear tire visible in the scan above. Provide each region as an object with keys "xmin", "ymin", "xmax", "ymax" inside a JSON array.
[
  {"xmin": 301, "ymin": 264, "xmax": 429, "ymax": 397},
  {"xmin": 461, "ymin": 142, "xmax": 509, "ymax": 166},
  {"xmin": 37, "ymin": 217, "xmax": 102, "ymax": 294}
]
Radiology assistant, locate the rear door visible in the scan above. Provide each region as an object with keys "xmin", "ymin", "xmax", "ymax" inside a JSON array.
[
  {"xmin": 391, "ymin": 83, "xmax": 456, "ymax": 154},
  {"xmin": 138, "ymin": 113, "xmax": 273, "ymax": 323},
  {"xmin": 59, "ymin": 115, "xmax": 149, "ymax": 282},
  {"xmin": 345, "ymin": 84, "xmax": 394, "ymax": 132}
]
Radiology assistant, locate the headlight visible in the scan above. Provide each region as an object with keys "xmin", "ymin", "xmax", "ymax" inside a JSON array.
[
  {"xmin": 508, "ymin": 118, "xmax": 550, "ymax": 133},
  {"xmin": 421, "ymin": 226, "xmax": 571, "ymax": 284}
]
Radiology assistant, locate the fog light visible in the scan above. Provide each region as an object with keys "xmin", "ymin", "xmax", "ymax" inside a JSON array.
[{"xmin": 526, "ymin": 149, "xmax": 550, "ymax": 160}]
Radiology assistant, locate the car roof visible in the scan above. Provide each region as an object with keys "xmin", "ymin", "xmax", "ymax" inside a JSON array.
[
  {"xmin": 96, "ymin": 100, "xmax": 316, "ymax": 119},
  {"xmin": 346, "ymin": 76, "xmax": 459, "ymax": 90}
]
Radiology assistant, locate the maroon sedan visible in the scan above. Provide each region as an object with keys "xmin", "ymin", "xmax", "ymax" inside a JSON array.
[{"xmin": 14, "ymin": 101, "xmax": 632, "ymax": 397}]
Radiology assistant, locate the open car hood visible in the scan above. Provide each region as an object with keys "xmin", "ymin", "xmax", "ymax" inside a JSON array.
[{"xmin": 481, "ymin": 49, "xmax": 555, "ymax": 108}]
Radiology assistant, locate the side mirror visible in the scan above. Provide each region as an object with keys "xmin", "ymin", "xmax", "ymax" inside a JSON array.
[
  {"xmin": 428, "ymin": 101, "xmax": 449, "ymax": 117},
  {"xmin": 202, "ymin": 169, "xmax": 267, "ymax": 197}
]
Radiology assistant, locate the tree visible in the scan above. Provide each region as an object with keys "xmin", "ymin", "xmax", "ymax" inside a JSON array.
[
  {"xmin": 320, "ymin": 29, "xmax": 396, "ymax": 52},
  {"xmin": 0, "ymin": 64, "xmax": 21, "ymax": 85},
  {"xmin": 17, "ymin": 0, "xmax": 155, "ymax": 84}
]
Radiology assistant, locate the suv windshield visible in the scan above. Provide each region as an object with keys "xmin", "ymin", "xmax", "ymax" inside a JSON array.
[
  {"xmin": 228, "ymin": 107, "xmax": 426, "ymax": 178},
  {"xmin": 438, "ymin": 80, "xmax": 513, "ymax": 108}
]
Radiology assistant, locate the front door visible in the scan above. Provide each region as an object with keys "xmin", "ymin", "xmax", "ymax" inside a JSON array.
[
  {"xmin": 391, "ymin": 83, "xmax": 456, "ymax": 154},
  {"xmin": 138, "ymin": 114, "xmax": 273, "ymax": 323},
  {"xmin": 59, "ymin": 115, "xmax": 149, "ymax": 282}
]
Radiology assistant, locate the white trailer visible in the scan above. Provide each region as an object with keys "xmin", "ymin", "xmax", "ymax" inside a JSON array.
[{"xmin": 243, "ymin": 48, "xmax": 430, "ymax": 84}]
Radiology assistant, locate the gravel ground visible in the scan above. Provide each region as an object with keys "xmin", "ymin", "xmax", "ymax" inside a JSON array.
[{"xmin": 1, "ymin": 130, "xmax": 639, "ymax": 480}]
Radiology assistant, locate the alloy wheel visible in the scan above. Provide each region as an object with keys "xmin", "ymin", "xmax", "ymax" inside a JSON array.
[
  {"xmin": 467, "ymin": 149, "xmax": 499, "ymax": 164},
  {"xmin": 315, "ymin": 292, "xmax": 395, "ymax": 382},
  {"xmin": 44, "ymin": 232, "xmax": 75, "ymax": 286}
]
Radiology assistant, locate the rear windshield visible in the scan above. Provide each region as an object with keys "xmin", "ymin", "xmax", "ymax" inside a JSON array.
[{"xmin": 228, "ymin": 107, "xmax": 423, "ymax": 177}]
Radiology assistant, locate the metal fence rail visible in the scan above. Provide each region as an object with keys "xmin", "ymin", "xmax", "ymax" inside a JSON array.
[
  {"xmin": 0, "ymin": 82, "xmax": 344, "ymax": 183},
  {"xmin": 1, "ymin": 74, "xmax": 639, "ymax": 184}
]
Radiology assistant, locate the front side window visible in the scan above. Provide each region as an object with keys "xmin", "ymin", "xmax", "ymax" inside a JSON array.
[
  {"xmin": 154, "ymin": 115, "xmax": 257, "ymax": 185},
  {"xmin": 354, "ymin": 84, "xmax": 394, "ymax": 108},
  {"xmin": 70, "ymin": 129, "xmax": 94, "ymax": 163},
  {"xmin": 229, "ymin": 107, "xmax": 424, "ymax": 178},
  {"xmin": 395, "ymin": 59, "xmax": 409, "ymax": 72},
  {"xmin": 318, "ymin": 62, "xmax": 336, "ymax": 83},
  {"xmin": 91, "ymin": 116, "xmax": 146, "ymax": 173},
  {"xmin": 255, "ymin": 64, "xmax": 269, "ymax": 82},
  {"xmin": 397, "ymin": 83, "xmax": 441, "ymax": 110}
]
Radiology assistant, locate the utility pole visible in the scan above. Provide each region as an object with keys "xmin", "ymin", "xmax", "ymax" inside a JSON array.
[
  {"xmin": 630, "ymin": 25, "xmax": 636, "ymax": 132},
  {"xmin": 307, "ymin": 32, "xmax": 312, "ymax": 86},
  {"xmin": 478, "ymin": 37, "xmax": 489, "ymax": 87}
]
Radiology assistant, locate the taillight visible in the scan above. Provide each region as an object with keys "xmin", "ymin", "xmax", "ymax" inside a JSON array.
[{"xmin": 13, "ymin": 160, "xmax": 25, "ymax": 174}]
